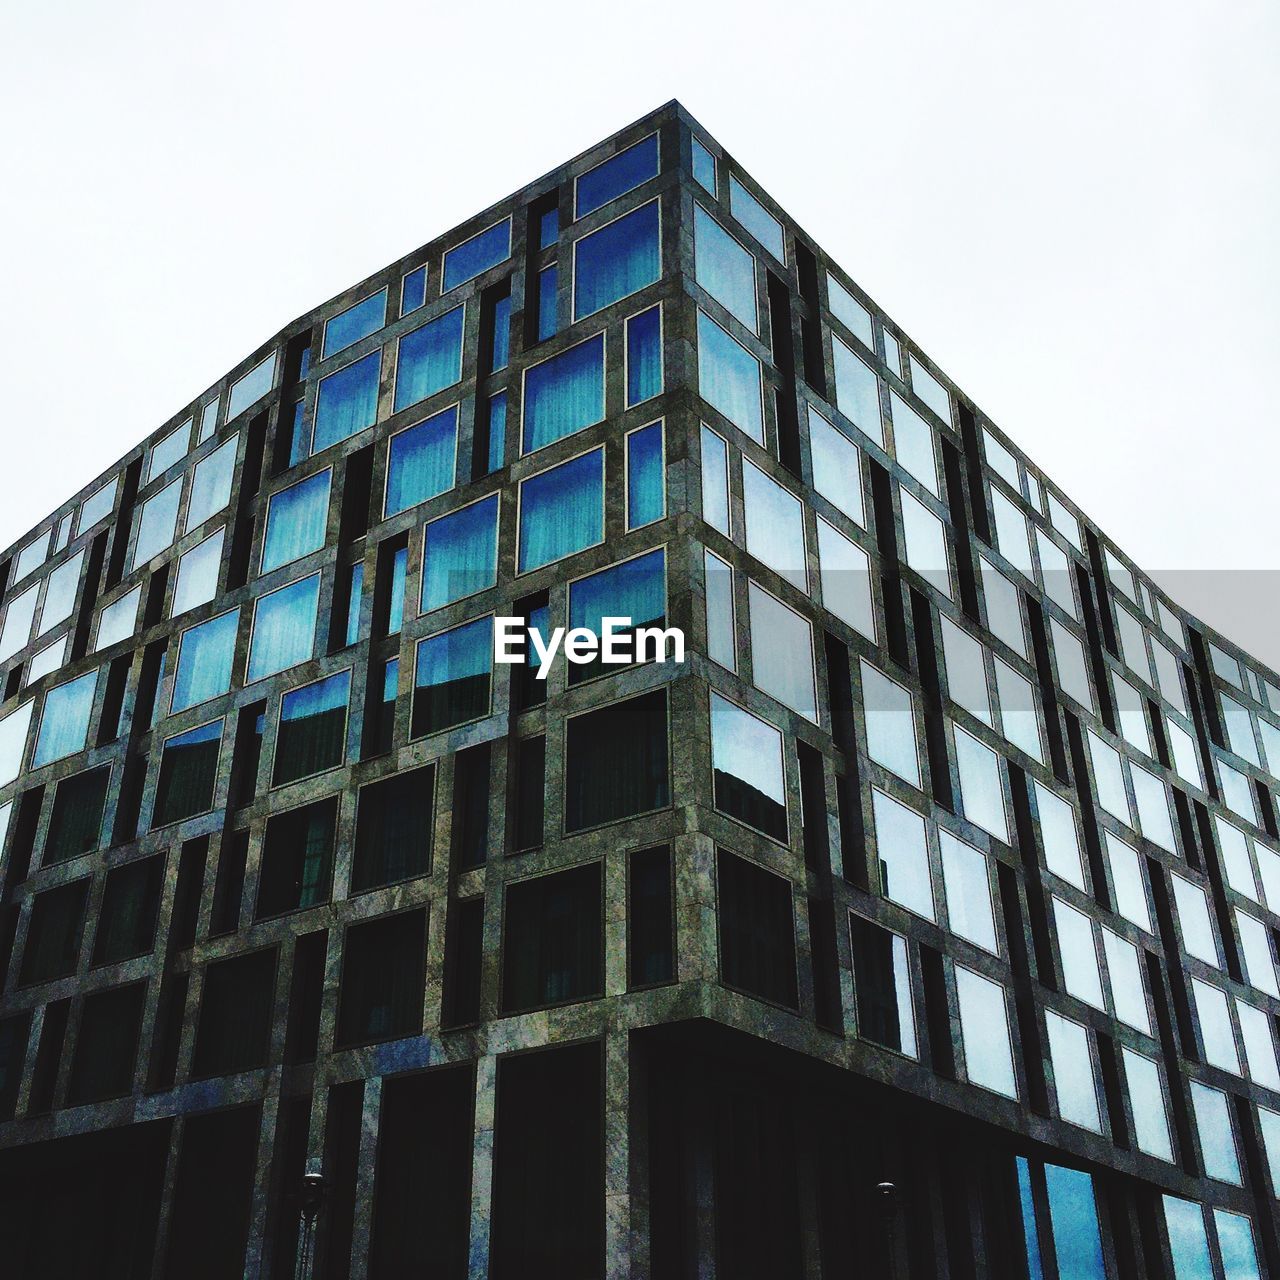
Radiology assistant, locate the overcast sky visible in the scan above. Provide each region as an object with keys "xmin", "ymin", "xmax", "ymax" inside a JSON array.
[{"xmin": 2, "ymin": 1, "xmax": 1278, "ymax": 661}]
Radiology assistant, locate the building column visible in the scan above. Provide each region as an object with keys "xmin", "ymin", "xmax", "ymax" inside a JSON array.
[
  {"xmin": 604, "ymin": 1029, "xmax": 632, "ymax": 1280},
  {"xmin": 467, "ymin": 1052, "xmax": 497, "ymax": 1280}
]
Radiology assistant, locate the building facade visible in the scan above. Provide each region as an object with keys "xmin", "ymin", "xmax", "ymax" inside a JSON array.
[{"xmin": 0, "ymin": 100, "xmax": 1276, "ymax": 1278}]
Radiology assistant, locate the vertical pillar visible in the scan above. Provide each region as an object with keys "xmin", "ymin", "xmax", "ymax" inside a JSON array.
[{"xmin": 467, "ymin": 1053, "xmax": 497, "ymax": 1280}]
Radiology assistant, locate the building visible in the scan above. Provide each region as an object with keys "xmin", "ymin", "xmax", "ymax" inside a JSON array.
[{"xmin": 0, "ymin": 99, "xmax": 1275, "ymax": 1279}]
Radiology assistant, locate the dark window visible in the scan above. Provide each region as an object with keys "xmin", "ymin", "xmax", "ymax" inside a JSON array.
[
  {"xmin": 336, "ymin": 910, "xmax": 426, "ymax": 1047},
  {"xmin": 0, "ymin": 1013, "xmax": 31, "ymax": 1120},
  {"xmin": 451, "ymin": 743, "xmax": 490, "ymax": 869},
  {"xmin": 512, "ymin": 736, "xmax": 545, "ymax": 852},
  {"xmin": 92, "ymin": 854, "xmax": 163, "ymax": 965},
  {"xmin": 481, "ymin": 282, "xmax": 512, "ymax": 376},
  {"xmin": 564, "ymin": 690, "xmax": 669, "ymax": 832},
  {"xmin": 67, "ymin": 981, "xmax": 146, "ymax": 1103},
  {"xmin": 273, "ymin": 670, "xmax": 349, "ymax": 786},
  {"xmin": 628, "ymin": 846, "xmax": 674, "ymax": 987},
  {"xmin": 539, "ymin": 204, "xmax": 560, "ymax": 250},
  {"xmin": 849, "ymin": 914, "xmax": 915, "ymax": 1056},
  {"xmin": 257, "ymin": 797, "xmax": 338, "ymax": 918},
  {"xmin": 211, "ymin": 829, "xmax": 248, "ymax": 935},
  {"xmin": 43, "ymin": 766, "xmax": 110, "ymax": 864},
  {"xmin": 230, "ymin": 701, "xmax": 266, "ymax": 808},
  {"xmin": 412, "ymin": 617, "xmax": 492, "ymax": 737},
  {"xmin": 27, "ymin": 999, "xmax": 68, "ymax": 1113},
  {"xmin": 718, "ymin": 851, "xmax": 798, "ymax": 1008},
  {"xmin": 153, "ymin": 719, "xmax": 222, "ymax": 826},
  {"xmin": 351, "ymin": 767, "xmax": 434, "ymax": 892},
  {"xmin": 512, "ymin": 592, "xmax": 550, "ymax": 710},
  {"xmin": 169, "ymin": 838, "xmax": 207, "ymax": 951},
  {"xmin": 365, "ymin": 656, "xmax": 398, "ymax": 757},
  {"xmin": 501, "ymin": 864, "xmax": 602, "ymax": 1012},
  {"xmin": 20, "ymin": 878, "xmax": 89, "ymax": 985},
  {"xmin": 443, "ymin": 897, "xmax": 484, "ymax": 1028},
  {"xmin": 147, "ymin": 973, "xmax": 188, "ymax": 1092},
  {"xmin": 193, "ymin": 948, "xmax": 277, "ymax": 1077},
  {"xmin": 285, "ymin": 930, "xmax": 327, "ymax": 1065}
]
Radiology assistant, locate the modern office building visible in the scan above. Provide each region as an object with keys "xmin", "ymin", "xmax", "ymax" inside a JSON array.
[{"xmin": 0, "ymin": 99, "xmax": 1276, "ymax": 1278}]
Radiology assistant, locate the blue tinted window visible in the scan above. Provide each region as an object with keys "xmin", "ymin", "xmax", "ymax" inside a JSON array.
[
  {"xmin": 442, "ymin": 219, "xmax": 511, "ymax": 292},
  {"xmin": 275, "ymin": 669, "xmax": 349, "ymax": 785},
  {"xmin": 413, "ymin": 617, "xmax": 493, "ymax": 736},
  {"xmin": 539, "ymin": 205, "xmax": 559, "ymax": 249},
  {"xmin": 344, "ymin": 562, "xmax": 363, "ymax": 648},
  {"xmin": 401, "ymin": 266, "xmax": 427, "ymax": 316},
  {"xmin": 147, "ymin": 423, "xmax": 189, "ymax": 483},
  {"xmin": 77, "ymin": 479, "xmax": 118, "ymax": 536},
  {"xmin": 1015, "ymin": 1158, "xmax": 1046, "ymax": 1280},
  {"xmin": 536, "ymin": 265, "xmax": 558, "ymax": 341},
  {"xmin": 394, "ymin": 306, "xmax": 464, "ymax": 412},
  {"xmin": 490, "ymin": 294, "xmax": 511, "ymax": 372},
  {"xmin": 385, "ymin": 406, "xmax": 457, "ymax": 516},
  {"xmin": 573, "ymin": 201, "xmax": 660, "ymax": 320},
  {"xmin": 197, "ymin": 397, "xmax": 220, "ymax": 443},
  {"xmin": 1163, "ymin": 1197, "xmax": 1213, "ymax": 1280},
  {"xmin": 522, "ymin": 334, "xmax": 604, "ymax": 453},
  {"xmin": 694, "ymin": 205, "xmax": 757, "ymax": 332},
  {"xmin": 132, "ymin": 478, "xmax": 182, "ymax": 570},
  {"xmin": 323, "ymin": 289, "xmax": 387, "ymax": 358},
  {"xmin": 518, "ymin": 449, "xmax": 604, "ymax": 572},
  {"xmin": 172, "ymin": 609, "xmax": 239, "ymax": 713},
  {"xmin": 1044, "ymin": 1165, "xmax": 1106, "ymax": 1280},
  {"xmin": 697, "ymin": 311, "xmax": 763, "ymax": 444},
  {"xmin": 626, "ymin": 306, "xmax": 662, "ymax": 406},
  {"xmin": 172, "ymin": 529, "xmax": 224, "ymax": 617},
  {"xmin": 228, "ymin": 353, "xmax": 277, "ymax": 421},
  {"xmin": 262, "ymin": 470, "xmax": 331, "ymax": 573},
  {"xmin": 33, "ymin": 670, "xmax": 98, "ymax": 767},
  {"xmin": 421, "ymin": 494, "xmax": 498, "ymax": 612},
  {"xmin": 287, "ymin": 401, "xmax": 308, "ymax": 468},
  {"xmin": 692, "ymin": 137, "xmax": 716, "ymax": 194},
  {"xmin": 388, "ymin": 546, "xmax": 407, "ymax": 635},
  {"xmin": 576, "ymin": 134, "xmax": 659, "ymax": 217},
  {"xmin": 568, "ymin": 548, "xmax": 665, "ymax": 684},
  {"xmin": 248, "ymin": 574, "xmax": 320, "ymax": 682},
  {"xmin": 486, "ymin": 393, "xmax": 507, "ymax": 474},
  {"xmin": 627, "ymin": 423, "xmax": 664, "ymax": 529},
  {"xmin": 728, "ymin": 175, "xmax": 785, "ymax": 261},
  {"xmin": 314, "ymin": 352, "xmax": 380, "ymax": 453},
  {"xmin": 186, "ymin": 436, "xmax": 238, "ymax": 533}
]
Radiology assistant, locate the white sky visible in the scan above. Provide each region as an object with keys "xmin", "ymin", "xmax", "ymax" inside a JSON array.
[{"xmin": 2, "ymin": 0, "xmax": 1278, "ymax": 661}]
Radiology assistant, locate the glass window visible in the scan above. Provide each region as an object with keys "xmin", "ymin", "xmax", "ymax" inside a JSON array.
[
  {"xmin": 625, "ymin": 421, "xmax": 664, "ymax": 529},
  {"xmin": 941, "ymin": 831, "xmax": 997, "ymax": 952},
  {"xmin": 1237, "ymin": 998, "xmax": 1280, "ymax": 1088},
  {"xmin": 694, "ymin": 204, "xmax": 757, "ymax": 332},
  {"xmin": 1258, "ymin": 1105, "xmax": 1280, "ymax": 1196},
  {"xmin": 984, "ymin": 429, "xmax": 1019, "ymax": 488},
  {"xmin": 900, "ymin": 489, "xmax": 950, "ymax": 597},
  {"xmin": 172, "ymin": 528, "xmax": 224, "ymax": 617},
  {"xmin": 626, "ymin": 305, "xmax": 662, "ymax": 406},
  {"xmin": 1171, "ymin": 874, "xmax": 1220, "ymax": 967},
  {"xmin": 1236, "ymin": 910, "xmax": 1279, "ymax": 997},
  {"xmin": 990, "ymin": 487, "xmax": 1033, "ymax": 577},
  {"xmin": 940, "ymin": 617, "xmax": 990, "ymax": 724},
  {"xmin": 323, "ymin": 288, "xmax": 387, "ymax": 358},
  {"xmin": 1102, "ymin": 927, "xmax": 1152, "ymax": 1034},
  {"xmin": 420, "ymin": 493, "xmax": 498, "ymax": 613},
  {"xmin": 1047, "ymin": 490, "xmax": 1082, "ymax": 550},
  {"xmin": 705, "ymin": 550, "xmax": 735, "ymax": 671},
  {"xmin": 1035, "ymin": 781, "xmax": 1085, "ymax": 888},
  {"xmin": 274, "ymin": 670, "xmax": 349, "ymax": 786},
  {"xmin": 573, "ymin": 200, "xmax": 660, "ymax": 320},
  {"xmin": 700, "ymin": 426, "xmax": 730, "ymax": 534},
  {"xmin": 96, "ymin": 585, "xmax": 141, "ymax": 650},
  {"xmin": 1152, "ymin": 639, "xmax": 1187, "ymax": 714},
  {"xmin": 1035, "ymin": 529, "xmax": 1078, "ymax": 620},
  {"xmin": 1167, "ymin": 718, "xmax": 1203, "ymax": 790},
  {"xmin": 747, "ymin": 581, "xmax": 816, "ymax": 721},
  {"xmin": 0, "ymin": 700, "xmax": 33, "ymax": 786},
  {"xmin": 717, "ymin": 850, "xmax": 797, "ymax": 1008},
  {"xmin": 1214, "ymin": 1209, "xmax": 1261, "ymax": 1280},
  {"xmin": 172, "ymin": 609, "xmax": 238, "ymax": 712},
  {"xmin": 502, "ymin": 864, "xmax": 603, "ymax": 1010},
  {"xmin": 12, "ymin": 531, "xmax": 50, "ymax": 583},
  {"xmin": 147, "ymin": 422, "xmax": 189, "ymax": 483},
  {"xmin": 980, "ymin": 557, "xmax": 1026, "ymax": 657},
  {"xmin": 691, "ymin": 136, "xmax": 716, "ymax": 193},
  {"xmin": 1041, "ymin": 1163, "xmax": 1106, "ymax": 1280},
  {"xmin": 1111, "ymin": 671, "xmax": 1151, "ymax": 757},
  {"xmin": 539, "ymin": 205, "xmax": 559, "ymax": 250},
  {"xmin": 313, "ymin": 351, "xmax": 380, "ymax": 453},
  {"xmin": 1124, "ymin": 1048, "xmax": 1174, "ymax": 1160},
  {"xmin": 386, "ymin": 545, "xmax": 408, "ymax": 635},
  {"xmin": 1192, "ymin": 978, "xmax": 1241, "ymax": 1074},
  {"xmin": 826, "ymin": 274, "xmax": 873, "ymax": 347},
  {"xmin": 262, "ymin": 469, "xmax": 330, "ymax": 574},
  {"xmin": 247, "ymin": 574, "xmax": 320, "ymax": 683},
  {"xmin": 1131, "ymin": 763, "xmax": 1176, "ymax": 852},
  {"xmin": 197, "ymin": 396, "xmax": 220, "ymax": 443},
  {"xmin": 77, "ymin": 478, "xmax": 118, "ymax": 535},
  {"xmin": 1053, "ymin": 896, "xmax": 1105, "ymax": 1008},
  {"xmin": 27, "ymin": 638, "xmax": 66, "ymax": 684},
  {"xmin": 862, "ymin": 662, "xmax": 920, "ymax": 786},
  {"xmin": 576, "ymin": 134, "xmax": 658, "ymax": 217},
  {"xmin": 954, "ymin": 725, "xmax": 1008, "ymax": 841},
  {"xmin": 534, "ymin": 264, "xmax": 557, "ymax": 341},
  {"xmin": 0, "ymin": 582, "xmax": 39, "ymax": 662},
  {"xmin": 888, "ymin": 390, "xmax": 938, "ymax": 496},
  {"xmin": 995, "ymin": 658, "xmax": 1042, "ymax": 761},
  {"xmin": 1216, "ymin": 816, "xmax": 1260, "ymax": 901},
  {"xmin": 1163, "ymin": 1197, "xmax": 1214, "ymax": 1280},
  {"xmin": 955, "ymin": 965, "xmax": 1017, "ymax": 1097},
  {"xmin": 1046, "ymin": 1011, "xmax": 1102, "ymax": 1132},
  {"xmin": 816, "ymin": 518, "xmax": 875, "ymax": 641},
  {"xmin": 1050, "ymin": 620, "xmax": 1093, "ymax": 711},
  {"xmin": 565, "ymin": 690, "xmax": 669, "ymax": 833},
  {"xmin": 1106, "ymin": 832, "xmax": 1153, "ymax": 933},
  {"xmin": 517, "ymin": 448, "xmax": 604, "ymax": 572},
  {"xmin": 850, "ymin": 916, "xmax": 917, "ymax": 1057},
  {"xmin": 489, "ymin": 293, "xmax": 512, "ymax": 372},
  {"xmin": 33, "ymin": 670, "xmax": 97, "ymax": 767},
  {"xmin": 185, "ymin": 436, "xmax": 237, "ymax": 532},
  {"xmin": 153, "ymin": 719, "xmax": 222, "ymax": 826},
  {"xmin": 728, "ymin": 175, "xmax": 784, "ymax": 260},
  {"xmin": 697, "ymin": 310, "xmax": 763, "ymax": 444},
  {"xmin": 132, "ymin": 477, "xmax": 182, "ymax": 570},
  {"xmin": 412, "ymin": 616, "xmax": 492, "ymax": 736},
  {"xmin": 38, "ymin": 551, "xmax": 83, "ymax": 635},
  {"xmin": 872, "ymin": 789, "xmax": 933, "ymax": 920},
  {"xmin": 1190, "ymin": 1081, "xmax": 1242, "ymax": 1184},
  {"xmin": 485, "ymin": 392, "xmax": 507, "ymax": 474},
  {"xmin": 385, "ymin": 405, "xmax": 457, "ymax": 516},
  {"xmin": 227, "ymin": 352, "xmax": 276, "ymax": 420},
  {"xmin": 1088, "ymin": 730, "xmax": 1129, "ymax": 823},
  {"xmin": 522, "ymin": 333, "xmax": 605, "ymax": 453},
  {"xmin": 807, "ymin": 407, "xmax": 864, "ymax": 524},
  {"xmin": 908, "ymin": 355, "xmax": 952, "ymax": 425},
  {"xmin": 710, "ymin": 692, "xmax": 786, "ymax": 842},
  {"xmin": 1219, "ymin": 759, "xmax": 1257, "ymax": 824},
  {"xmin": 442, "ymin": 218, "xmax": 511, "ymax": 291},
  {"xmin": 832, "ymin": 337, "xmax": 883, "ymax": 446},
  {"xmin": 400, "ymin": 265, "xmax": 426, "ymax": 315},
  {"xmin": 1222, "ymin": 695, "xmax": 1261, "ymax": 766},
  {"xmin": 394, "ymin": 305, "xmax": 464, "ymax": 413},
  {"xmin": 742, "ymin": 460, "xmax": 806, "ymax": 591},
  {"xmin": 566, "ymin": 549, "xmax": 666, "ymax": 684}
]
